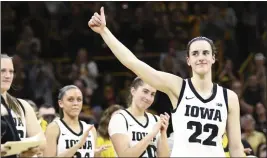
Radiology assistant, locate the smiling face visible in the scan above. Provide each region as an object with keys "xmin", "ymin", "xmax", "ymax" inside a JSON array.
[
  {"xmin": 187, "ymin": 40, "xmax": 215, "ymax": 76},
  {"xmin": 58, "ymin": 88, "xmax": 83, "ymax": 119},
  {"xmin": 1, "ymin": 58, "xmax": 14, "ymax": 93},
  {"xmin": 131, "ymin": 83, "xmax": 156, "ymax": 110}
]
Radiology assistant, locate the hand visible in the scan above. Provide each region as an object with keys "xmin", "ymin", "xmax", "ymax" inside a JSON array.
[
  {"xmin": 19, "ymin": 146, "xmax": 41, "ymax": 157},
  {"xmin": 244, "ymin": 148, "xmax": 252, "ymax": 154},
  {"xmin": 160, "ymin": 112, "xmax": 170, "ymax": 133},
  {"xmin": 77, "ymin": 125, "xmax": 94, "ymax": 148},
  {"xmin": 95, "ymin": 145, "xmax": 112, "ymax": 154},
  {"xmin": 1, "ymin": 145, "xmax": 10, "ymax": 157},
  {"xmin": 88, "ymin": 7, "xmax": 106, "ymax": 34},
  {"xmin": 152, "ymin": 119, "xmax": 162, "ymax": 136}
]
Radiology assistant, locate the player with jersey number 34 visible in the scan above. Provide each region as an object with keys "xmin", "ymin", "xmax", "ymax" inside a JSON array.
[{"xmin": 88, "ymin": 7, "xmax": 246, "ymax": 157}]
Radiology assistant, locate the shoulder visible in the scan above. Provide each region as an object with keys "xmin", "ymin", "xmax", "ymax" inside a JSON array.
[
  {"xmin": 17, "ymin": 98, "xmax": 32, "ymax": 110},
  {"xmin": 226, "ymin": 89, "xmax": 239, "ymax": 102},
  {"xmin": 46, "ymin": 121, "xmax": 60, "ymax": 135},
  {"xmin": 147, "ymin": 112, "xmax": 160, "ymax": 122}
]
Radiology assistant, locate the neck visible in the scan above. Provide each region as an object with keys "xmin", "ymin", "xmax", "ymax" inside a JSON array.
[
  {"xmin": 191, "ymin": 71, "xmax": 213, "ymax": 93},
  {"xmin": 62, "ymin": 115, "xmax": 79, "ymax": 126},
  {"xmin": 128, "ymin": 104, "xmax": 145, "ymax": 117}
]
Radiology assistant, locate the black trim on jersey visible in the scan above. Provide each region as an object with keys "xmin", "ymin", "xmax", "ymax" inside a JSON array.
[
  {"xmin": 188, "ymin": 78, "xmax": 217, "ymax": 103},
  {"xmin": 223, "ymin": 88, "xmax": 229, "ymax": 113},
  {"xmin": 16, "ymin": 99, "xmax": 25, "ymax": 116},
  {"xmin": 119, "ymin": 113, "xmax": 128, "ymax": 131},
  {"xmin": 171, "ymin": 79, "xmax": 186, "ymax": 113},
  {"xmin": 124, "ymin": 109, "xmax": 149, "ymax": 128},
  {"xmin": 60, "ymin": 119, "xmax": 83, "ymax": 136},
  {"xmin": 152, "ymin": 115, "xmax": 158, "ymax": 122},
  {"xmin": 1, "ymin": 96, "xmax": 21, "ymax": 141}
]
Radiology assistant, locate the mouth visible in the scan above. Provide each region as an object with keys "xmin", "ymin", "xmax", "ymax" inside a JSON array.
[{"xmin": 2, "ymin": 80, "xmax": 11, "ymax": 83}]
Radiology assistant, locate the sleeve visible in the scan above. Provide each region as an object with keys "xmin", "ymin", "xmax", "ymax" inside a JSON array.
[{"xmin": 108, "ymin": 113, "xmax": 128, "ymax": 137}]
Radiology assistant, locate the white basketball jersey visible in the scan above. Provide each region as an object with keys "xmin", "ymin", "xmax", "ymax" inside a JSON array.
[
  {"xmin": 171, "ymin": 79, "xmax": 228, "ymax": 157},
  {"xmin": 119, "ymin": 110, "xmax": 160, "ymax": 157},
  {"xmin": 11, "ymin": 99, "xmax": 27, "ymax": 139},
  {"xmin": 55, "ymin": 119, "xmax": 95, "ymax": 158}
]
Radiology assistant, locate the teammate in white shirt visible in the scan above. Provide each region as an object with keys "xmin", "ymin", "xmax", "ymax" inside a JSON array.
[
  {"xmin": 88, "ymin": 7, "xmax": 245, "ymax": 157},
  {"xmin": 1, "ymin": 54, "xmax": 46, "ymax": 157},
  {"xmin": 108, "ymin": 77, "xmax": 170, "ymax": 157},
  {"xmin": 44, "ymin": 85, "xmax": 106, "ymax": 158}
]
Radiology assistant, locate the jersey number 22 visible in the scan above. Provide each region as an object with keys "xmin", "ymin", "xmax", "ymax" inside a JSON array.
[{"xmin": 187, "ymin": 121, "xmax": 218, "ymax": 146}]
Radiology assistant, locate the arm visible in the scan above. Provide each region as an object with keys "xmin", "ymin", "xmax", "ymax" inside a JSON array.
[
  {"xmin": 91, "ymin": 127, "xmax": 101, "ymax": 157},
  {"xmin": 108, "ymin": 114, "xmax": 161, "ymax": 157},
  {"xmin": 226, "ymin": 90, "xmax": 246, "ymax": 157},
  {"xmin": 88, "ymin": 8, "xmax": 184, "ymax": 109},
  {"xmin": 156, "ymin": 114, "xmax": 170, "ymax": 157},
  {"xmin": 18, "ymin": 99, "xmax": 46, "ymax": 152}
]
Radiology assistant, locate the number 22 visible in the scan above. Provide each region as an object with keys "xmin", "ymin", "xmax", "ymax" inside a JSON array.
[{"xmin": 187, "ymin": 121, "xmax": 218, "ymax": 146}]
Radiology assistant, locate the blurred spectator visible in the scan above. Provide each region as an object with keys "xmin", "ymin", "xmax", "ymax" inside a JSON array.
[
  {"xmin": 73, "ymin": 48, "xmax": 99, "ymax": 90},
  {"xmin": 231, "ymin": 80, "xmax": 254, "ymax": 115},
  {"xmin": 241, "ymin": 114, "xmax": 266, "ymax": 154},
  {"xmin": 218, "ymin": 58, "xmax": 238, "ymax": 88},
  {"xmin": 255, "ymin": 102, "xmax": 267, "ymax": 134},
  {"xmin": 243, "ymin": 75, "xmax": 265, "ymax": 107},
  {"xmin": 257, "ymin": 143, "xmax": 266, "ymax": 158}
]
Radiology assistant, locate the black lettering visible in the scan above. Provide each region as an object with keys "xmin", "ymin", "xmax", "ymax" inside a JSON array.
[
  {"xmin": 18, "ymin": 118, "xmax": 23, "ymax": 126},
  {"xmin": 213, "ymin": 110, "xmax": 222, "ymax": 122},
  {"xmin": 84, "ymin": 152, "xmax": 90, "ymax": 158},
  {"xmin": 137, "ymin": 132, "xmax": 142, "ymax": 141},
  {"xmin": 65, "ymin": 140, "xmax": 70, "ymax": 149},
  {"xmin": 191, "ymin": 106, "xmax": 199, "ymax": 117},
  {"xmin": 200, "ymin": 107, "xmax": 214, "ymax": 120},
  {"xmin": 132, "ymin": 131, "xmax": 136, "ymax": 141},
  {"xmin": 185, "ymin": 105, "xmax": 191, "ymax": 116}
]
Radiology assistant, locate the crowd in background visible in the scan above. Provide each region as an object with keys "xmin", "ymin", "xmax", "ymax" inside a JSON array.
[{"xmin": 2, "ymin": 1, "xmax": 267, "ymax": 157}]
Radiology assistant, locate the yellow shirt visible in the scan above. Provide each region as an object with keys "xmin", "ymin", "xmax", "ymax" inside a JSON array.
[
  {"xmin": 243, "ymin": 131, "xmax": 266, "ymax": 154},
  {"xmin": 97, "ymin": 136, "xmax": 116, "ymax": 157},
  {"xmin": 39, "ymin": 118, "xmax": 48, "ymax": 132},
  {"xmin": 223, "ymin": 133, "xmax": 230, "ymax": 157}
]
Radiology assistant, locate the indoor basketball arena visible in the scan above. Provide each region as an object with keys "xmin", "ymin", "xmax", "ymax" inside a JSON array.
[{"xmin": 1, "ymin": 1, "xmax": 266, "ymax": 158}]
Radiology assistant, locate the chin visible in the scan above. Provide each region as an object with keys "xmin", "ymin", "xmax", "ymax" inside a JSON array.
[{"xmin": 1, "ymin": 85, "xmax": 11, "ymax": 91}]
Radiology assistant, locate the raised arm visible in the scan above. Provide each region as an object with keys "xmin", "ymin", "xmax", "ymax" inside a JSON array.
[
  {"xmin": 226, "ymin": 90, "xmax": 246, "ymax": 157},
  {"xmin": 88, "ymin": 7, "xmax": 184, "ymax": 108}
]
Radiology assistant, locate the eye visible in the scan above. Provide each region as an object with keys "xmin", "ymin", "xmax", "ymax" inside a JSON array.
[
  {"xmin": 77, "ymin": 98, "xmax": 82, "ymax": 102},
  {"xmin": 68, "ymin": 98, "xmax": 74, "ymax": 102},
  {"xmin": 143, "ymin": 89, "xmax": 149, "ymax": 94}
]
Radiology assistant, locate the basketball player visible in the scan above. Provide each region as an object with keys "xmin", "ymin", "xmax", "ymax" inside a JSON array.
[
  {"xmin": 1, "ymin": 54, "xmax": 46, "ymax": 157},
  {"xmin": 108, "ymin": 77, "xmax": 170, "ymax": 157},
  {"xmin": 44, "ymin": 85, "xmax": 109, "ymax": 157},
  {"xmin": 97, "ymin": 104, "xmax": 124, "ymax": 157},
  {"xmin": 88, "ymin": 7, "xmax": 245, "ymax": 157}
]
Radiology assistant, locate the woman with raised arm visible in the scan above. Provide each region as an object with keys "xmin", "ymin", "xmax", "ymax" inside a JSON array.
[{"xmin": 88, "ymin": 7, "xmax": 245, "ymax": 157}]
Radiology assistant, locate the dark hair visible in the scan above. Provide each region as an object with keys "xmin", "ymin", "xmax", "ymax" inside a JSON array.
[
  {"xmin": 127, "ymin": 77, "xmax": 144, "ymax": 106},
  {"xmin": 97, "ymin": 104, "xmax": 124, "ymax": 139},
  {"xmin": 58, "ymin": 85, "xmax": 80, "ymax": 118},
  {"xmin": 186, "ymin": 36, "xmax": 217, "ymax": 57},
  {"xmin": 1, "ymin": 54, "xmax": 22, "ymax": 116}
]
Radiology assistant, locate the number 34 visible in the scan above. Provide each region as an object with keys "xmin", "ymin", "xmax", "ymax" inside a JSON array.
[{"xmin": 187, "ymin": 121, "xmax": 219, "ymax": 146}]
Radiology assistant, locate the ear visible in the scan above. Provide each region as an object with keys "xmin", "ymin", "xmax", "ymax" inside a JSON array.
[
  {"xmin": 130, "ymin": 87, "xmax": 136, "ymax": 96},
  {"xmin": 212, "ymin": 55, "xmax": 216, "ymax": 64},
  {"xmin": 58, "ymin": 100, "xmax": 64, "ymax": 108},
  {"xmin": 186, "ymin": 56, "xmax": 191, "ymax": 66}
]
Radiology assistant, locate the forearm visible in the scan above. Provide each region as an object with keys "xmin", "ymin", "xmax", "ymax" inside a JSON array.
[
  {"xmin": 157, "ymin": 133, "xmax": 170, "ymax": 157},
  {"xmin": 119, "ymin": 132, "xmax": 156, "ymax": 157},
  {"xmin": 57, "ymin": 143, "xmax": 80, "ymax": 157},
  {"xmin": 229, "ymin": 146, "xmax": 246, "ymax": 157},
  {"xmin": 100, "ymin": 27, "xmax": 138, "ymax": 68}
]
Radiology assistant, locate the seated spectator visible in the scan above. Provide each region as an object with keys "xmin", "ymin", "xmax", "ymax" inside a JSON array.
[{"xmin": 241, "ymin": 114, "xmax": 266, "ymax": 154}]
